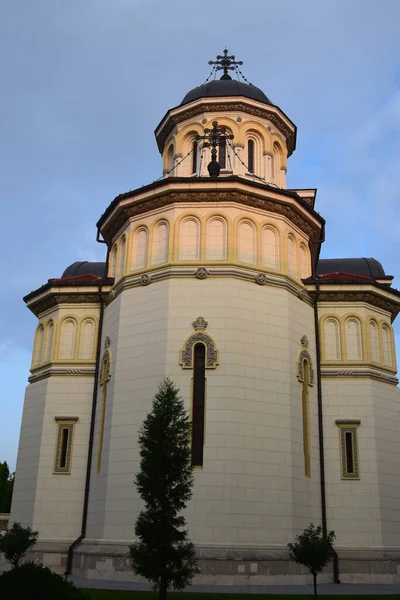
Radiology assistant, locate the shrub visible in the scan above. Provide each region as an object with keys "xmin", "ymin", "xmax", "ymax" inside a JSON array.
[
  {"xmin": 0, "ymin": 562, "xmax": 87, "ymax": 600},
  {"xmin": 0, "ymin": 522, "xmax": 39, "ymax": 567}
]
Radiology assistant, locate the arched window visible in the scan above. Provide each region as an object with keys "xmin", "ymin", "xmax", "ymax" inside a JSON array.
[
  {"xmin": 287, "ymin": 234, "xmax": 297, "ymax": 276},
  {"xmin": 110, "ymin": 244, "xmax": 118, "ymax": 278},
  {"xmin": 206, "ymin": 218, "xmax": 227, "ymax": 261},
  {"xmin": 273, "ymin": 143, "xmax": 281, "ymax": 185},
  {"xmin": 219, "ymin": 140, "xmax": 226, "ymax": 169},
  {"xmin": 118, "ymin": 236, "xmax": 126, "ymax": 278},
  {"xmin": 248, "ymin": 139, "xmax": 255, "ymax": 173},
  {"xmin": 132, "ymin": 227, "xmax": 148, "ymax": 270},
  {"xmin": 302, "ymin": 359, "xmax": 311, "ymax": 478},
  {"xmin": 167, "ymin": 144, "xmax": 174, "ymax": 172},
  {"xmin": 178, "ymin": 218, "xmax": 200, "ymax": 261},
  {"xmin": 192, "ymin": 141, "xmax": 198, "ymax": 174},
  {"xmin": 78, "ymin": 319, "xmax": 96, "ymax": 360},
  {"xmin": 33, "ymin": 324, "xmax": 45, "ymax": 367},
  {"xmin": 382, "ymin": 325, "xmax": 393, "ymax": 367},
  {"xmin": 43, "ymin": 321, "xmax": 54, "ymax": 363},
  {"xmin": 324, "ymin": 318, "xmax": 341, "ymax": 360},
  {"xmin": 238, "ymin": 220, "xmax": 256, "ymax": 264},
  {"xmin": 369, "ymin": 320, "xmax": 380, "ymax": 363},
  {"xmin": 192, "ymin": 343, "xmax": 206, "ymax": 467},
  {"xmin": 59, "ymin": 319, "xmax": 77, "ymax": 360},
  {"xmin": 152, "ymin": 221, "xmax": 169, "ymax": 265},
  {"xmin": 299, "ymin": 244, "xmax": 309, "ymax": 278},
  {"xmin": 345, "ymin": 318, "xmax": 363, "ymax": 360},
  {"xmin": 262, "ymin": 226, "xmax": 279, "ymax": 269}
]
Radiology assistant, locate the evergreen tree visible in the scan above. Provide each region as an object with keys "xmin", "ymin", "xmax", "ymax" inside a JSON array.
[
  {"xmin": 130, "ymin": 378, "xmax": 198, "ymax": 600},
  {"xmin": 0, "ymin": 462, "xmax": 14, "ymax": 513},
  {"xmin": 288, "ymin": 523, "xmax": 336, "ymax": 599}
]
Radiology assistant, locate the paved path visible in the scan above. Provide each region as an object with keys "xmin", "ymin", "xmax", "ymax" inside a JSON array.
[{"xmin": 71, "ymin": 576, "xmax": 400, "ymax": 595}]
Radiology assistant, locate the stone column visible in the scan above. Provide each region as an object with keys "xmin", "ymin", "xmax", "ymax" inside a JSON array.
[
  {"xmin": 263, "ymin": 151, "xmax": 273, "ymax": 184},
  {"xmin": 173, "ymin": 153, "xmax": 183, "ymax": 177},
  {"xmin": 280, "ymin": 165, "xmax": 287, "ymax": 188},
  {"xmin": 233, "ymin": 143, "xmax": 245, "ymax": 175}
]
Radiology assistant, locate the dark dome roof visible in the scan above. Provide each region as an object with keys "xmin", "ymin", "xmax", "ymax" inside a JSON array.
[
  {"xmin": 317, "ymin": 258, "xmax": 386, "ymax": 279},
  {"xmin": 62, "ymin": 261, "xmax": 106, "ymax": 278},
  {"xmin": 181, "ymin": 79, "xmax": 272, "ymax": 107}
]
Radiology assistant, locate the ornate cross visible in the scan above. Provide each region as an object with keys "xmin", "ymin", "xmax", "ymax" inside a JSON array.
[
  {"xmin": 208, "ymin": 48, "xmax": 243, "ymax": 80},
  {"xmin": 196, "ymin": 121, "xmax": 234, "ymax": 178}
]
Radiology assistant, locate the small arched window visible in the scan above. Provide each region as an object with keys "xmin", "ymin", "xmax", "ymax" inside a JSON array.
[
  {"xmin": 59, "ymin": 319, "xmax": 77, "ymax": 360},
  {"xmin": 167, "ymin": 144, "xmax": 174, "ymax": 172},
  {"xmin": 369, "ymin": 320, "xmax": 380, "ymax": 363},
  {"xmin": 152, "ymin": 221, "xmax": 169, "ymax": 265},
  {"xmin": 238, "ymin": 220, "xmax": 256, "ymax": 264},
  {"xmin": 179, "ymin": 218, "xmax": 200, "ymax": 261},
  {"xmin": 219, "ymin": 140, "xmax": 226, "ymax": 169},
  {"xmin": 324, "ymin": 318, "xmax": 341, "ymax": 360},
  {"xmin": 299, "ymin": 244, "xmax": 309, "ymax": 279},
  {"xmin": 248, "ymin": 139, "xmax": 255, "ymax": 173},
  {"xmin": 262, "ymin": 226, "xmax": 279, "ymax": 269},
  {"xmin": 132, "ymin": 227, "xmax": 148, "ymax": 270},
  {"xmin": 273, "ymin": 143, "xmax": 281, "ymax": 185},
  {"xmin": 206, "ymin": 218, "xmax": 227, "ymax": 261},
  {"xmin": 78, "ymin": 318, "xmax": 96, "ymax": 360},
  {"xmin": 33, "ymin": 325, "xmax": 45, "ymax": 367},
  {"xmin": 110, "ymin": 245, "xmax": 118, "ymax": 278},
  {"xmin": 287, "ymin": 234, "xmax": 297, "ymax": 276},
  {"xmin": 345, "ymin": 318, "xmax": 363, "ymax": 360},
  {"xmin": 43, "ymin": 321, "xmax": 54, "ymax": 363},
  {"xmin": 382, "ymin": 325, "xmax": 393, "ymax": 367}
]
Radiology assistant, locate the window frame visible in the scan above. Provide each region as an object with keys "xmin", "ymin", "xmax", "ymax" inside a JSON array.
[
  {"xmin": 53, "ymin": 417, "xmax": 78, "ymax": 474},
  {"xmin": 336, "ymin": 420, "xmax": 360, "ymax": 480}
]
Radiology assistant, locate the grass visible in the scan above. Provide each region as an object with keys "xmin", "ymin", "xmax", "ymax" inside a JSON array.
[{"xmin": 84, "ymin": 592, "xmax": 400, "ymax": 600}]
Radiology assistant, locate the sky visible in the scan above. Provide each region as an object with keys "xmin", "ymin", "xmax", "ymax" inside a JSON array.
[{"xmin": 1, "ymin": 0, "xmax": 400, "ymax": 471}]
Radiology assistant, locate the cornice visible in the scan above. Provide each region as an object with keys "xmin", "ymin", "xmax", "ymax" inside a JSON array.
[
  {"xmin": 314, "ymin": 290, "xmax": 400, "ymax": 322},
  {"xmin": 321, "ymin": 366, "xmax": 399, "ymax": 386},
  {"xmin": 26, "ymin": 289, "xmax": 111, "ymax": 318},
  {"xmin": 101, "ymin": 189, "xmax": 321, "ymax": 244},
  {"xmin": 107, "ymin": 265, "xmax": 313, "ymax": 307},
  {"xmin": 28, "ymin": 365, "xmax": 96, "ymax": 383},
  {"xmin": 155, "ymin": 100, "xmax": 296, "ymax": 156}
]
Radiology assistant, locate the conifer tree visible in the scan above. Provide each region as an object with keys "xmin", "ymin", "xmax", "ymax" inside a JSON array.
[{"xmin": 130, "ymin": 378, "xmax": 198, "ymax": 600}]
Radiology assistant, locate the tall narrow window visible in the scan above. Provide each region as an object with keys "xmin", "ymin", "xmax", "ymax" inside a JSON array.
[
  {"xmin": 262, "ymin": 226, "xmax": 279, "ymax": 269},
  {"xmin": 302, "ymin": 360, "xmax": 311, "ymax": 478},
  {"xmin": 54, "ymin": 418, "xmax": 78, "ymax": 474},
  {"xmin": 78, "ymin": 319, "xmax": 96, "ymax": 360},
  {"xmin": 110, "ymin": 245, "xmax": 118, "ymax": 277},
  {"xmin": 152, "ymin": 221, "xmax": 169, "ymax": 265},
  {"xmin": 192, "ymin": 343, "xmax": 206, "ymax": 467},
  {"xmin": 299, "ymin": 244, "xmax": 309, "ymax": 278},
  {"xmin": 97, "ymin": 339, "xmax": 112, "ymax": 474},
  {"xmin": 219, "ymin": 140, "xmax": 226, "ymax": 169},
  {"xmin": 192, "ymin": 141, "xmax": 198, "ymax": 174},
  {"xmin": 324, "ymin": 318, "xmax": 341, "ymax": 360},
  {"xmin": 336, "ymin": 421, "xmax": 360, "ymax": 479},
  {"xmin": 248, "ymin": 139, "xmax": 255, "ymax": 173},
  {"xmin": 58, "ymin": 319, "xmax": 77, "ymax": 360},
  {"xmin": 287, "ymin": 234, "xmax": 297, "ymax": 276}
]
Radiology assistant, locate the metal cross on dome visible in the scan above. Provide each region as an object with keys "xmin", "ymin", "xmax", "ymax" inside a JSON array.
[
  {"xmin": 196, "ymin": 121, "xmax": 234, "ymax": 178},
  {"xmin": 208, "ymin": 48, "xmax": 243, "ymax": 80}
]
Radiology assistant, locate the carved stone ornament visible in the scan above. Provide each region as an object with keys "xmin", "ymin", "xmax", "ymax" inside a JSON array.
[
  {"xmin": 255, "ymin": 273, "xmax": 267, "ymax": 285},
  {"xmin": 100, "ymin": 338, "xmax": 112, "ymax": 384},
  {"xmin": 296, "ymin": 336, "xmax": 314, "ymax": 386},
  {"xmin": 298, "ymin": 289, "xmax": 309, "ymax": 302},
  {"xmin": 195, "ymin": 267, "xmax": 208, "ymax": 280},
  {"xmin": 180, "ymin": 318, "xmax": 218, "ymax": 369},
  {"xmin": 140, "ymin": 274, "xmax": 151, "ymax": 286}
]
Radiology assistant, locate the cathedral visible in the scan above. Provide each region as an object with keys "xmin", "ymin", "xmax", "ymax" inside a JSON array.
[{"xmin": 9, "ymin": 51, "xmax": 400, "ymax": 585}]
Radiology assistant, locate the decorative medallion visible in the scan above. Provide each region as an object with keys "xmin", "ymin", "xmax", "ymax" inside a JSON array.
[
  {"xmin": 192, "ymin": 316, "xmax": 208, "ymax": 330},
  {"xmin": 140, "ymin": 274, "xmax": 151, "ymax": 286},
  {"xmin": 195, "ymin": 267, "xmax": 208, "ymax": 280},
  {"xmin": 255, "ymin": 273, "xmax": 267, "ymax": 285}
]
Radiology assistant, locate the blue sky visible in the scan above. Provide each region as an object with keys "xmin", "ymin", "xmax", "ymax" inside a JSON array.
[{"xmin": 1, "ymin": 0, "xmax": 400, "ymax": 470}]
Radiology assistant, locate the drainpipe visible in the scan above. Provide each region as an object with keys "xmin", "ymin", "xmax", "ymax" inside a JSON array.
[
  {"xmin": 309, "ymin": 233, "xmax": 340, "ymax": 584},
  {"xmin": 66, "ymin": 236, "xmax": 109, "ymax": 576}
]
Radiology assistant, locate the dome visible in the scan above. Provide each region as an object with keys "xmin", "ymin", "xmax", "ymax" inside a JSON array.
[
  {"xmin": 62, "ymin": 261, "xmax": 106, "ymax": 278},
  {"xmin": 180, "ymin": 79, "xmax": 272, "ymax": 107},
  {"xmin": 317, "ymin": 258, "xmax": 386, "ymax": 279}
]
